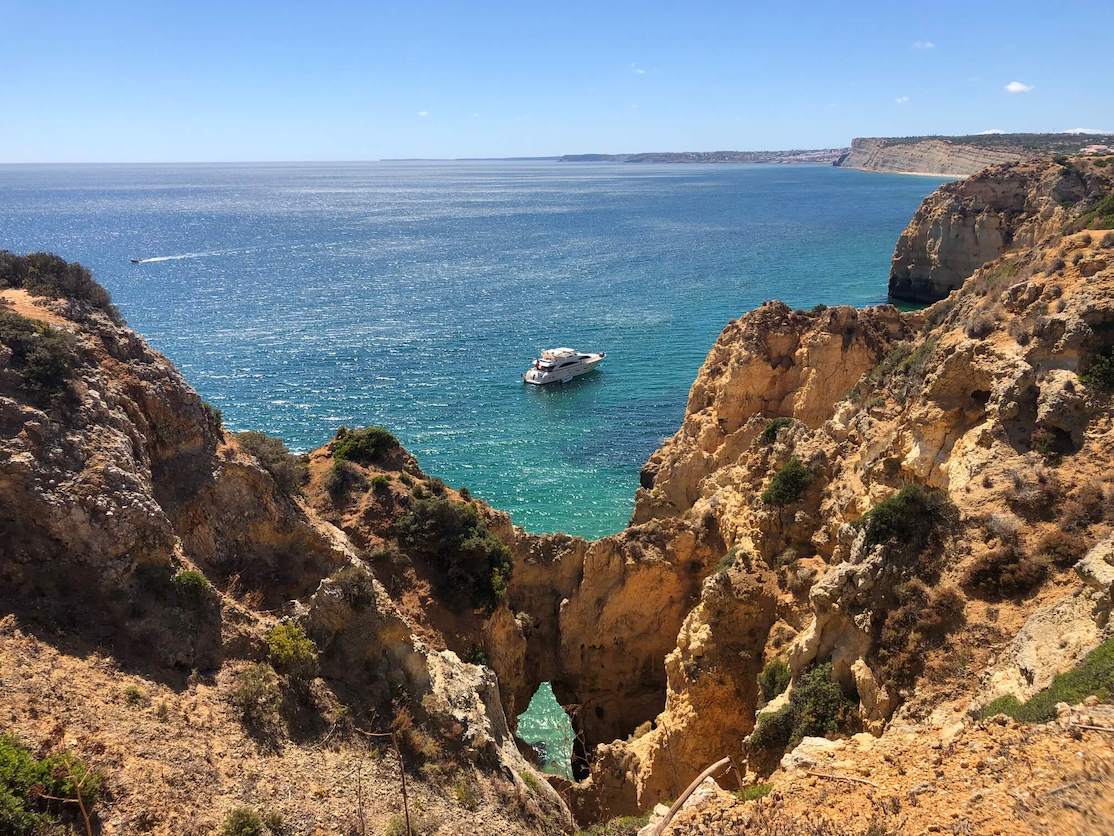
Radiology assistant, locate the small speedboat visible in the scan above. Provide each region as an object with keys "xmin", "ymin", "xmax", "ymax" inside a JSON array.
[
  {"xmin": 523, "ymin": 347, "xmax": 606, "ymax": 385},
  {"xmin": 129, "ymin": 258, "xmax": 141, "ymax": 264}
]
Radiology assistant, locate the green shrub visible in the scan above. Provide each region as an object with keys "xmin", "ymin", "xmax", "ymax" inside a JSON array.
[
  {"xmin": 324, "ymin": 460, "xmax": 365, "ymax": 499},
  {"xmin": 262, "ymin": 810, "xmax": 285, "ymax": 833},
  {"xmin": 265, "ymin": 623, "xmax": 318, "ymax": 680},
  {"xmin": 395, "ymin": 497, "xmax": 512, "ymax": 611},
  {"xmin": 737, "ymin": 783, "xmax": 773, "ymax": 801},
  {"xmin": 220, "ymin": 806, "xmax": 265, "ymax": 836},
  {"xmin": 964, "ymin": 546, "xmax": 1048, "ymax": 598},
  {"xmin": 576, "ymin": 814, "xmax": 652, "ymax": 836},
  {"xmin": 759, "ymin": 659, "xmax": 791, "ymax": 702},
  {"xmin": 451, "ymin": 776, "xmax": 480, "ymax": 809},
  {"xmin": 332, "ymin": 425, "xmax": 398, "ymax": 464},
  {"xmin": 0, "ymin": 250, "xmax": 118, "ymax": 315},
  {"xmin": 230, "ymin": 663, "xmax": 282, "ymax": 733},
  {"xmin": 370, "ymin": 474, "xmax": 391, "ymax": 493},
  {"xmin": 977, "ymin": 636, "xmax": 1114, "ymax": 722},
  {"xmin": 761, "ymin": 457, "xmax": 812, "ymax": 506},
  {"xmin": 236, "ymin": 431, "xmax": 306, "ymax": 495},
  {"xmin": 1080, "ymin": 193, "xmax": 1114, "ymax": 229},
  {"xmin": 464, "ymin": 645, "xmax": 489, "ymax": 666},
  {"xmin": 0, "ymin": 310, "xmax": 77, "ymax": 403},
  {"xmin": 123, "ymin": 684, "xmax": 149, "ymax": 707},
  {"xmin": 760, "ymin": 417, "xmax": 793, "ymax": 444},
  {"xmin": 0, "ymin": 734, "xmax": 102, "ymax": 835},
  {"xmin": 1081, "ymin": 345, "xmax": 1114, "ymax": 391},
  {"xmin": 749, "ymin": 662, "xmax": 857, "ymax": 754},
  {"xmin": 383, "ymin": 812, "xmax": 435, "ymax": 836},
  {"xmin": 458, "ymin": 486, "xmax": 472, "ymax": 501},
  {"xmin": 331, "ymin": 564, "xmax": 376, "ymax": 608},
  {"xmin": 172, "ymin": 568, "xmax": 212, "ymax": 605},
  {"xmin": 854, "ymin": 484, "xmax": 954, "ymax": 556},
  {"xmin": 201, "ymin": 400, "xmax": 223, "ymax": 427},
  {"xmin": 748, "ymin": 703, "xmax": 796, "ymax": 751}
]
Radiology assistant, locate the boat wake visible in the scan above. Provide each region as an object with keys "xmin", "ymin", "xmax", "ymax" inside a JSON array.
[{"xmin": 133, "ymin": 250, "xmax": 228, "ymax": 264}]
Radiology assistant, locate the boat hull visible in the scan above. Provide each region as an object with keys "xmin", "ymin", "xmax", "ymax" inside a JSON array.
[{"xmin": 522, "ymin": 353, "xmax": 605, "ymax": 385}]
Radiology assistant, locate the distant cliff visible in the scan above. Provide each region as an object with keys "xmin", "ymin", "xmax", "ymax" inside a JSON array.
[
  {"xmin": 836, "ymin": 133, "xmax": 1114, "ymax": 177},
  {"xmin": 559, "ymin": 148, "xmax": 846, "ymax": 164}
]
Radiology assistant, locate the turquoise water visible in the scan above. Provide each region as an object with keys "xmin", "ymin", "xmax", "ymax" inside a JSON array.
[
  {"xmin": 516, "ymin": 683, "xmax": 575, "ymax": 779},
  {"xmin": 0, "ymin": 161, "xmax": 946, "ymax": 538}
]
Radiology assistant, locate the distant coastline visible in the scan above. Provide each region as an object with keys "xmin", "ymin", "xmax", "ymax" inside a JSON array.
[{"xmin": 381, "ymin": 132, "xmax": 1114, "ymax": 177}]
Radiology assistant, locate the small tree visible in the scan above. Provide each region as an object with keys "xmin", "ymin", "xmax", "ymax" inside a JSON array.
[
  {"xmin": 761, "ymin": 457, "xmax": 812, "ymax": 506},
  {"xmin": 332, "ymin": 426, "xmax": 399, "ymax": 464},
  {"xmin": 265, "ymin": 623, "xmax": 318, "ymax": 680},
  {"xmin": 220, "ymin": 807, "xmax": 265, "ymax": 836}
]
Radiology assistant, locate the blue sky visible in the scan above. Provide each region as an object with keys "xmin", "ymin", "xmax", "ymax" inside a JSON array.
[{"xmin": 2, "ymin": 0, "xmax": 1111, "ymax": 162}]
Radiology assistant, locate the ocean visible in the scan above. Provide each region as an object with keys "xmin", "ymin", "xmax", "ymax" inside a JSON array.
[{"xmin": 0, "ymin": 160, "xmax": 946, "ymax": 539}]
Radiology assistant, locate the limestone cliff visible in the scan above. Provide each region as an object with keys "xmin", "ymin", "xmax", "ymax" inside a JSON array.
[
  {"xmin": 836, "ymin": 133, "xmax": 1114, "ymax": 176},
  {"xmin": 836, "ymin": 137, "xmax": 1024, "ymax": 176},
  {"xmin": 888, "ymin": 155, "xmax": 1114, "ymax": 302}
]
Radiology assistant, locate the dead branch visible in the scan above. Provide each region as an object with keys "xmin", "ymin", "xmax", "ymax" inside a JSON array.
[
  {"xmin": 806, "ymin": 770, "xmax": 879, "ymax": 788},
  {"xmin": 651, "ymin": 755, "xmax": 731, "ymax": 836},
  {"xmin": 354, "ymin": 727, "xmax": 412, "ymax": 836},
  {"xmin": 1070, "ymin": 723, "xmax": 1114, "ymax": 734}
]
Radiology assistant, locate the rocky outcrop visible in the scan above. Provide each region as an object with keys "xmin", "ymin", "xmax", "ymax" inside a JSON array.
[
  {"xmin": 888, "ymin": 156, "xmax": 1114, "ymax": 302},
  {"xmin": 0, "ymin": 278, "xmax": 572, "ymax": 834},
  {"xmin": 569, "ymin": 558, "xmax": 777, "ymax": 819},
  {"xmin": 634, "ymin": 302, "xmax": 911, "ymax": 522}
]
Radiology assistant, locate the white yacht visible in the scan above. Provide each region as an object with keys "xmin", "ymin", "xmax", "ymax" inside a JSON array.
[{"xmin": 522, "ymin": 347, "xmax": 606, "ymax": 385}]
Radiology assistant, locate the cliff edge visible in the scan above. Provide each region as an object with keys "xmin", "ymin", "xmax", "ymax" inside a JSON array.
[{"xmin": 888, "ymin": 155, "xmax": 1114, "ymax": 303}]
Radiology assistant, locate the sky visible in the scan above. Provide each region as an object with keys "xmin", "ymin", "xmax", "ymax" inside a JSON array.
[{"xmin": 1, "ymin": 0, "xmax": 1112, "ymax": 162}]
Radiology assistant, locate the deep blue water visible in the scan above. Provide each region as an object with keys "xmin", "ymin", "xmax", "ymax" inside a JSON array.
[{"xmin": 0, "ymin": 161, "xmax": 946, "ymax": 538}]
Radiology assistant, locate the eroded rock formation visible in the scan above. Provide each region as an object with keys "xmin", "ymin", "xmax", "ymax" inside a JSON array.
[{"xmin": 888, "ymin": 156, "xmax": 1114, "ymax": 302}]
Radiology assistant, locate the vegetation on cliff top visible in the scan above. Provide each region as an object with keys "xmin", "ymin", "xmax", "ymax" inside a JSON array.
[
  {"xmin": 854, "ymin": 484, "xmax": 954, "ymax": 557},
  {"xmin": 0, "ymin": 309, "xmax": 78, "ymax": 404},
  {"xmin": 0, "ymin": 250, "xmax": 119, "ymax": 319},
  {"xmin": 395, "ymin": 496, "xmax": 512, "ymax": 611},
  {"xmin": 332, "ymin": 425, "xmax": 399, "ymax": 464}
]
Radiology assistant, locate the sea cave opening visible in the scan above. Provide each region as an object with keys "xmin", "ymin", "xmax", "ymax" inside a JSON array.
[{"xmin": 516, "ymin": 682, "xmax": 577, "ymax": 780}]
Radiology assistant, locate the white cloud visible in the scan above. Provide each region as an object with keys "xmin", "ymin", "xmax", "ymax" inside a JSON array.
[
  {"xmin": 416, "ymin": 110, "xmax": 429, "ymax": 117},
  {"xmin": 1063, "ymin": 128, "xmax": 1110, "ymax": 135},
  {"xmin": 912, "ymin": 40, "xmax": 935, "ymax": 49},
  {"xmin": 629, "ymin": 62, "xmax": 647, "ymax": 75},
  {"xmin": 1004, "ymin": 81, "xmax": 1033, "ymax": 94},
  {"xmin": 895, "ymin": 96, "xmax": 910, "ymax": 104},
  {"xmin": 977, "ymin": 129, "xmax": 1006, "ymax": 134}
]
